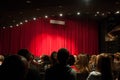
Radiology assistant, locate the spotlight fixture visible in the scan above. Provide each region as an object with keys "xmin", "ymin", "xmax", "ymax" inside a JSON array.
[
  {"xmin": 10, "ymin": 25, "xmax": 13, "ymax": 28},
  {"xmin": 96, "ymin": 11, "xmax": 100, "ymax": 14},
  {"xmin": 115, "ymin": 11, "xmax": 120, "ymax": 14},
  {"xmin": 3, "ymin": 27, "xmax": 5, "ymax": 29},
  {"xmin": 59, "ymin": 13, "xmax": 63, "ymax": 17},
  {"xmin": 25, "ymin": 20, "xmax": 28, "ymax": 22},
  {"xmin": 26, "ymin": 0, "xmax": 31, "ymax": 3},
  {"xmin": 20, "ymin": 22, "xmax": 23, "ymax": 25},
  {"xmin": 16, "ymin": 24, "xmax": 19, "ymax": 26},
  {"xmin": 33, "ymin": 18, "xmax": 36, "ymax": 20},
  {"xmin": 95, "ymin": 14, "xmax": 97, "ymax": 16},
  {"xmin": 45, "ymin": 15, "xmax": 48, "ymax": 18},
  {"xmin": 102, "ymin": 13, "xmax": 105, "ymax": 16},
  {"xmin": 77, "ymin": 12, "xmax": 80, "ymax": 15}
]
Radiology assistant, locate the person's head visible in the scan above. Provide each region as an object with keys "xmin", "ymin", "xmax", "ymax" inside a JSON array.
[
  {"xmin": 57, "ymin": 48, "xmax": 70, "ymax": 65},
  {"xmin": 0, "ymin": 55, "xmax": 28, "ymax": 80},
  {"xmin": 89, "ymin": 55, "xmax": 97, "ymax": 65},
  {"xmin": 17, "ymin": 48, "xmax": 32, "ymax": 62},
  {"xmin": 51, "ymin": 51, "xmax": 57, "ymax": 61},
  {"xmin": 114, "ymin": 53, "xmax": 120, "ymax": 61},
  {"xmin": 77, "ymin": 54, "xmax": 89, "ymax": 67},
  {"xmin": 88, "ymin": 55, "xmax": 97, "ymax": 71},
  {"xmin": 41, "ymin": 55, "xmax": 50, "ymax": 63},
  {"xmin": 67, "ymin": 55, "xmax": 75, "ymax": 66},
  {"xmin": 0, "ymin": 55, "xmax": 4, "ymax": 65},
  {"xmin": 50, "ymin": 51, "xmax": 58, "ymax": 65},
  {"xmin": 96, "ymin": 53, "xmax": 113, "ymax": 80}
]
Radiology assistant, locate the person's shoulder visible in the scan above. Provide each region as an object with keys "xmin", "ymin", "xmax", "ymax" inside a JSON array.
[
  {"xmin": 89, "ymin": 71, "xmax": 101, "ymax": 76},
  {"xmin": 66, "ymin": 65, "xmax": 77, "ymax": 75},
  {"xmin": 87, "ymin": 71, "xmax": 102, "ymax": 80}
]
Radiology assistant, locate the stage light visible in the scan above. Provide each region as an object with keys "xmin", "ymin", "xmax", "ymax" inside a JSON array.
[
  {"xmin": 3, "ymin": 27, "xmax": 5, "ymax": 29},
  {"xmin": 10, "ymin": 25, "xmax": 13, "ymax": 28},
  {"xmin": 115, "ymin": 11, "xmax": 120, "ymax": 14},
  {"xmin": 45, "ymin": 15, "xmax": 48, "ymax": 18},
  {"xmin": 25, "ymin": 20, "xmax": 28, "ymax": 22},
  {"xmin": 59, "ymin": 13, "xmax": 63, "ymax": 17},
  {"xmin": 77, "ymin": 12, "xmax": 80, "ymax": 15},
  {"xmin": 20, "ymin": 22, "xmax": 23, "ymax": 25},
  {"xmin": 33, "ymin": 18, "xmax": 36, "ymax": 20},
  {"xmin": 16, "ymin": 24, "xmax": 19, "ymax": 26},
  {"xmin": 96, "ymin": 11, "xmax": 100, "ymax": 14}
]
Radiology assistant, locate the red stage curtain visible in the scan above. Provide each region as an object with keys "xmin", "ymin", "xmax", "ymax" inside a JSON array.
[{"xmin": 0, "ymin": 18, "xmax": 98, "ymax": 56}]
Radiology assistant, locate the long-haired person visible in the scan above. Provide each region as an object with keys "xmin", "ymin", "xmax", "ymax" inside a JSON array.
[
  {"xmin": 87, "ymin": 53, "xmax": 113, "ymax": 80},
  {"xmin": 75, "ymin": 54, "xmax": 90, "ymax": 80},
  {"xmin": 88, "ymin": 55, "xmax": 97, "ymax": 71}
]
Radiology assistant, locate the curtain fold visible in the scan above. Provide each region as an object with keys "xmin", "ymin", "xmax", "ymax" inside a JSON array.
[{"xmin": 0, "ymin": 18, "xmax": 98, "ymax": 56}]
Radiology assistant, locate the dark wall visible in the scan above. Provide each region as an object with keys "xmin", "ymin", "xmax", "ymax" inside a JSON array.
[{"xmin": 99, "ymin": 14, "xmax": 120, "ymax": 53}]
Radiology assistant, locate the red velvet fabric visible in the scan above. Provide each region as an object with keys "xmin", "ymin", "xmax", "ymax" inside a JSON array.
[{"xmin": 0, "ymin": 18, "xmax": 98, "ymax": 56}]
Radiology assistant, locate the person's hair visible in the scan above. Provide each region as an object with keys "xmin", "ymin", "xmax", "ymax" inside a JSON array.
[
  {"xmin": 75, "ymin": 54, "xmax": 89, "ymax": 73},
  {"xmin": 90, "ymin": 55, "xmax": 97, "ymax": 64},
  {"xmin": 50, "ymin": 51, "xmax": 58, "ymax": 66},
  {"xmin": 57, "ymin": 48, "xmax": 69, "ymax": 65},
  {"xmin": 0, "ymin": 55, "xmax": 4, "ymax": 61},
  {"xmin": 41, "ymin": 55, "xmax": 50, "ymax": 62},
  {"xmin": 88, "ymin": 55, "xmax": 97, "ymax": 71},
  {"xmin": 50, "ymin": 51, "xmax": 57, "ymax": 61},
  {"xmin": 17, "ymin": 48, "xmax": 32, "ymax": 61},
  {"xmin": 67, "ymin": 55, "xmax": 75, "ymax": 66},
  {"xmin": 96, "ymin": 54, "xmax": 113, "ymax": 80}
]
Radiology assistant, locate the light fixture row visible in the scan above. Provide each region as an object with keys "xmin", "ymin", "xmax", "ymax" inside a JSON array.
[{"xmin": 1, "ymin": 10, "xmax": 120, "ymax": 29}]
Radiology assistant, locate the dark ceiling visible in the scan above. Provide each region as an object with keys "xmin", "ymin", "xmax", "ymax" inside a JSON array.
[{"xmin": 0, "ymin": 0, "xmax": 120, "ymax": 27}]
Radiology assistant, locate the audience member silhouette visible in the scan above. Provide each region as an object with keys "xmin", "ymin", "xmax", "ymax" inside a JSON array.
[
  {"xmin": 17, "ymin": 48, "xmax": 41, "ymax": 80},
  {"xmin": 67, "ymin": 54, "xmax": 75, "ymax": 66},
  {"xmin": 67, "ymin": 54, "xmax": 79, "ymax": 73},
  {"xmin": 39, "ymin": 54, "xmax": 51, "ymax": 72},
  {"xmin": 50, "ymin": 51, "xmax": 58, "ymax": 67},
  {"xmin": 45, "ymin": 48, "xmax": 77, "ymax": 80},
  {"xmin": 0, "ymin": 55, "xmax": 28, "ymax": 80}
]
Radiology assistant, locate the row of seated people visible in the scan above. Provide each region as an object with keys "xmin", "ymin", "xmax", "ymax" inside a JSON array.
[{"xmin": 0, "ymin": 48, "xmax": 120, "ymax": 80}]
